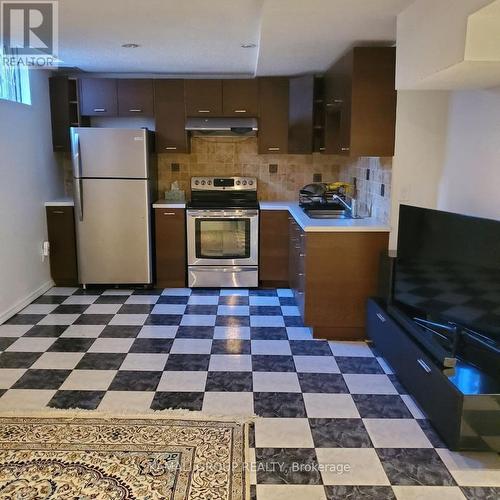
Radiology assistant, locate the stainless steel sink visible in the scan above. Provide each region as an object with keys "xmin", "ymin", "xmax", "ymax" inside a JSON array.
[{"xmin": 303, "ymin": 208, "xmax": 353, "ymax": 219}]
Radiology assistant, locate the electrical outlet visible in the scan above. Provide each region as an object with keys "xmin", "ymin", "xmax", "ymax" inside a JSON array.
[
  {"xmin": 366, "ymin": 169, "xmax": 370, "ymax": 181},
  {"xmin": 41, "ymin": 241, "xmax": 50, "ymax": 262},
  {"xmin": 313, "ymin": 173, "xmax": 322, "ymax": 182},
  {"xmin": 400, "ymin": 184, "xmax": 411, "ymax": 202},
  {"xmin": 269, "ymin": 164, "xmax": 278, "ymax": 174},
  {"xmin": 380, "ymin": 184, "xmax": 385, "ymax": 197},
  {"xmin": 171, "ymin": 163, "xmax": 180, "ymax": 172}
]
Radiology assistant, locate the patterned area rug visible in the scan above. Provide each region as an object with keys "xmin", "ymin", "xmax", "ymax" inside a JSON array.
[{"xmin": 0, "ymin": 414, "xmax": 247, "ymax": 499}]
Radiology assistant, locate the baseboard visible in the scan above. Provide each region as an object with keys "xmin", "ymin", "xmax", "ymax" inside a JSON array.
[{"xmin": 0, "ymin": 279, "xmax": 54, "ymax": 325}]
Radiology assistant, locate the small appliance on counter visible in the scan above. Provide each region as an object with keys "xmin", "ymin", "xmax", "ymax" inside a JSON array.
[
  {"xmin": 186, "ymin": 176, "xmax": 259, "ymax": 288},
  {"xmin": 299, "ymin": 182, "xmax": 358, "ymax": 219},
  {"xmin": 299, "ymin": 182, "xmax": 353, "ymax": 206},
  {"xmin": 164, "ymin": 181, "xmax": 185, "ymax": 202}
]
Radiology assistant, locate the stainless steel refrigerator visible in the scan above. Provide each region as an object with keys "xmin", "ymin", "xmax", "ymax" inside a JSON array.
[{"xmin": 70, "ymin": 127, "xmax": 154, "ymax": 286}]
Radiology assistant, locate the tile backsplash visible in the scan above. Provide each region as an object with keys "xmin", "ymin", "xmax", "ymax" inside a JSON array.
[
  {"xmin": 61, "ymin": 136, "xmax": 392, "ymax": 223},
  {"xmin": 338, "ymin": 156, "xmax": 392, "ymax": 224},
  {"xmin": 157, "ymin": 137, "xmax": 340, "ymax": 201}
]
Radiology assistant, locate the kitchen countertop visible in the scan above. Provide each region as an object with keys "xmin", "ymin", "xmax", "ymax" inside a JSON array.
[
  {"xmin": 44, "ymin": 197, "xmax": 75, "ymax": 207},
  {"xmin": 52, "ymin": 197, "xmax": 389, "ymax": 232},
  {"xmin": 45, "ymin": 198, "xmax": 187, "ymax": 209},
  {"xmin": 259, "ymin": 201, "xmax": 391, "ymax": 232},
  {"xmin": 153, "ymin": 200, "xmax": 186, "ymax": 208}
]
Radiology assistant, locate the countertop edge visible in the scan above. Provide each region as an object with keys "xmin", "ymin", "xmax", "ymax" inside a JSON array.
[
  {"xmin": 45, "ymin": 199, "xmax": 75, "ymax": 207},
  {"xmin": 153, "ymin": 201, "xmax": 187, "ymax": 208}
]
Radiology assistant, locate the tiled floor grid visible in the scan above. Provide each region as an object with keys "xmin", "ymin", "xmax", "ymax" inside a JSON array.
[{"xmin": 0, "ymin": 287, "xmax": 499, "ymax": 499}]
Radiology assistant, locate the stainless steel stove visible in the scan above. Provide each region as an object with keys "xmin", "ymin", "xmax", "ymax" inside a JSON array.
[{"xmin": 186, "ymin": 177, "xmax": 259, "ymax": 288}]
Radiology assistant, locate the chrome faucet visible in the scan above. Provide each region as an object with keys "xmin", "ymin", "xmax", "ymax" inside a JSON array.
[{"xmin": 331, "ymin": 194, "xmax": 352, "ymax": 212}]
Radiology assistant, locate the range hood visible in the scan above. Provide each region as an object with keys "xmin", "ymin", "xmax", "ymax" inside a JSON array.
[{"xmin": 185, "ymin": 117, "xmax": 258, "ymax": 136}]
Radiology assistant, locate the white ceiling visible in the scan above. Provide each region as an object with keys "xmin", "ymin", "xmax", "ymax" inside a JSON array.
[{"xmin": 57, "ymin": 0, "xmax": 414, "ymax": 75}]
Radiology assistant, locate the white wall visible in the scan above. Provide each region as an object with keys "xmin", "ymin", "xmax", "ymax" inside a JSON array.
[
  {"xmin": 396, "ymin": 0, "xmax": 496, "ymax": 89},
  {"xmin": 389, "ymin": 90, "xmax": 450, "ymax": 249},
  {"xmin": 390, "ymin": 86, "xmax": 500, "ymax": 250},
  {"xmin": 0, "ymin": 70, "xmax": 64, "ymax": 322},
  {"xmin": 438, "ymin": 87, "xmax": 500, "ymax": 220}
]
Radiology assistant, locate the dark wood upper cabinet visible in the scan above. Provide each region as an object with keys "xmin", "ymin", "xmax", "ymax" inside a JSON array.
[
  {"xmin": 258, "ymin": 77, "xmax": 289, "ymax": 154},
  {"xmin": 323, "ymin": 47, "xmax": 396, "ymax": 157},
  {"xmin": 79, "ymin": 78, "xmax": 118, "ymax": 116},
  {"xmin": 49, "ymin": 76, "xmax": 88, "ymax": 152},
  {"xmin": 185, "ymin": 79, "xmax": 223, "ymax": 116},
  {"xmin": 49, "ymin": 77, "xmax": 74, "ymax": 152},
  {"xmin": 154, "ymin": 79, "xmax": 190, "ymax": 154},
  {"xmin": 117, "ymin": 79, "xmax": 154, "ymax": 116},
  {"xmin": 222, "ymin": 79, "xmax": 259, "ymax": 116},
  {"xmin": 288, "ymin": 75, "xmax": 315, "ymax": 154}
]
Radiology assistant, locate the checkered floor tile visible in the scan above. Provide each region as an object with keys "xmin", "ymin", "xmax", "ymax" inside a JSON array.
[{"xmin": 1, "ymin": 286, "xmax": 499, "ymax": 499}]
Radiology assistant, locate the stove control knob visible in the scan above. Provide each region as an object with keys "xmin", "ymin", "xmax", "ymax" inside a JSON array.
[
  {"xmin": 242, "ymin": 180, "xmax": 247, "ymax": 186},
  {"xmin": 207, "ymin": 180, "xmax": 212, "ymax": 185},
  {"xmin": 236, "ymin": 180, "xmax": 241, "ymax": 186},
  {"xmin": 201, "ymin": 180, "xmax": 206, "ymax": 186},
  {"xmin": 194, "ymin": 180, "xmax": 200, "ymax": 186},
  {"xmin": 248, "ymin": 180, "xmax": 254, "ymax": 186}
]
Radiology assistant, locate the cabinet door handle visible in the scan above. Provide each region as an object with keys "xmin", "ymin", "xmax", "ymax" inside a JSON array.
[
  {"xmin": 376, "ymin": 313, "xmax": 386, "ymax": 323},
  {"xmin": 298, "ymin": 273, "xmax": 304, "ymax": 276},
  {"xmin": 51, "ymin": 210, "xmax": 64, "ymax": 214},
  {"xmin": 93, "ymin": 108, "xmax": 106, "ymax": 112},
  {"xmin": 319, "ymin": 147, "xmax": 325, "ymax": 151},
  {"xmin": 165, "ymin": 147, "xmax": 177, "ymax": 150},
  {"xmin": 163, "ymin": 212, "xmax": 176, "ymax": 216},
  {"xmin": 129, "ymin": 109, "xmax": 143, "ymax": 113},
  {"xmin": 299, "ymin": 253, "xmax": 306, "ymax": 257},
  {"xmin": 198, "ymin": 110, "xmax": 210, "ymax": 113},
  {"xmin": 341, "ymin": 147, "xmax": 350, "ymax": 152},
  {"xmin": 234, "ymin": 109, "xmax": 247, "ymax": 113},
  {"xmin": 268, "ymin": 147, "xmax": 280, "ymax": 151},
  {"xmin": 417, "ymin": 358, "xmax": 432, "ymax": 373}
]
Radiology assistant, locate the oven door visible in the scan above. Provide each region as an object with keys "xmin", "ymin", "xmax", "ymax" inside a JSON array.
[{"xmin": 187, "ymin": 209, "xmax": 259, "ymax": 266}]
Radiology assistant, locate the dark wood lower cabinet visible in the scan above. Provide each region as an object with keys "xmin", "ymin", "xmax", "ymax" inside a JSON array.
[
  {"xmin": 259, "ymin": 210, "xmax": 289, "ymax": 286},
  {"xmin": 287, "ymin": 215, "xmax": 389, "ymax": 340},
  {"xmin": 154, "ymin": 208, "xmax": 186, "ymax": 287},
  {"xmin": 46, "ymin": 206, "xmax": 78, "ymax": 286}
]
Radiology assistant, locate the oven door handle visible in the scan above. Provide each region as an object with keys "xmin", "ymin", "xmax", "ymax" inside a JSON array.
[
  {"xmin": 187, "ymin": 210, "xmax": 259, "ymax": 218},
  {"xmin": 191, "ymin": 266, "xmax": 258, "ymax": 272}
]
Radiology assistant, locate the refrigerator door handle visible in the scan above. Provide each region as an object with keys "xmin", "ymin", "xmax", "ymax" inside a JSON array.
[
  {"xmin": 71, "ymin": 129, "xmax": 83, "ymax": 221},
  {"xmin": 70, "ymin": 129, "xmax": 82, "ymax": 179},
  {"xmin": 75, "ymin": 178, "xmax": 84, "ymax": 221}
]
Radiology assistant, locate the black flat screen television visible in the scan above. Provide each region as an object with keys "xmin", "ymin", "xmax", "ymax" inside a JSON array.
[{"xmin": 392, "ymin": 205, "xmax": 500, "ymax": 377}]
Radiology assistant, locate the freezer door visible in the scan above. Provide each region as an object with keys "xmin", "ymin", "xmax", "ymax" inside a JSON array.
[
  {"xmin": 71, "ymin": 128, "xmax": 149, "ymax": 179},
  {"xmin": 75, "ymin": 178, "xmax": 151, "ymax": 284}
]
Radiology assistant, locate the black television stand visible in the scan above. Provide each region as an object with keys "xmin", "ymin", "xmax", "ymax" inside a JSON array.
[{"xmin": 367, "ymin": 298, "xmax": 500, "ymax": 452}]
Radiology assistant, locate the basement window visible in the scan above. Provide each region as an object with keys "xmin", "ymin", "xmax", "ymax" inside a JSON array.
[{"xmin": 0, "ymin": 49, "xmax": 31, "ymax": 105}]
